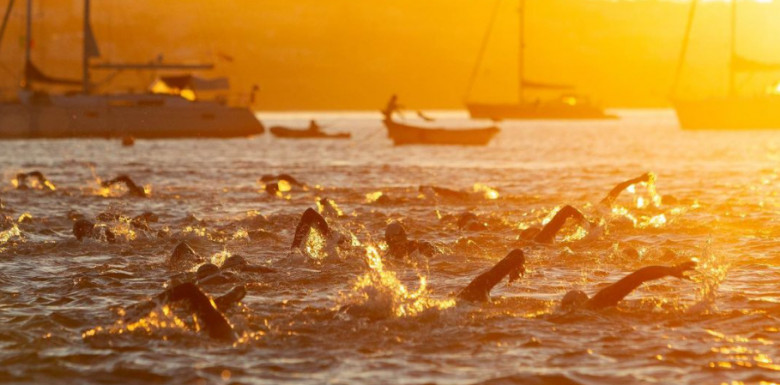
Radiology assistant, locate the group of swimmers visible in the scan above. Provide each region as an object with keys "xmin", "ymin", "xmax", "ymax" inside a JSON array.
[{"xmin": 4, "ymin": 169, "xmax": 697, "ymax": 342}]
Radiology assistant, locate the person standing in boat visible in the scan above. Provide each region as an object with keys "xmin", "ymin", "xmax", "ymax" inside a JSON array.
[
  {"xmin": 308, "ymin": 120, "xmax": 322, "ymax": 133},
  {"xmin": 382, "ymin": 94, "xmax": 404, "ymax": 118}
]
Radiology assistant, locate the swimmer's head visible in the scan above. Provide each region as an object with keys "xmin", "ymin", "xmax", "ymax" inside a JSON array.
[
  {"xmin": 73, "ymin": 219, "xmax": 95, "ymax": 241},
  {"xmin": 222, "ymin": 255, "xmax": 248, "ymax": 271},
  {"xmin": 561, "ymin": 290, "xmax": 589, "ymax": 310},
  {"xmin": 385, "ymin": 221, "xmax": 408, "ymax": 246},
  {"xmin": 197, "ymin": 263, "xmax": 220, "ymax": 280},
  {"xmin": 457, "ymin": 212, "xmax": 479, "ymax": 229}
]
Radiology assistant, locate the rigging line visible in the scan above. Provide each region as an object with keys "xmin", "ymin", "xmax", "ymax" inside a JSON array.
[
  {"xmin": 0, "ymin": 0, "xmax": 15, "ymax": 55},
  {"xmin": 670, "ymin": 0, "xmax": 699, "ymax": 99},
  {"xmin": 464, "ymin": 0, "xmax": 502, "ymax": 102}
]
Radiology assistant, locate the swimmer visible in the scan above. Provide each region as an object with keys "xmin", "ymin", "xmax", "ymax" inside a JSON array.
[
  {"xmin": 15, "ymin": 171, "xmax": 55, "ymax": 191},
  {"xmin": 260, "ymin": 173, "xmax": 305, "ymax": 187},
  {"xmin": 456, "ymin": 212, "xmax": 487, "ymax": 231},
  {"xmin": 195, "ymin": 255, "xmax": 275, "ymax": 285},
  {"xmin": 419, "ymin": 185, "xmax": 472, "ymax": 201},
  {"xmin": 561, "ymin": 261, "xmax": 696, "ymax": 311},
  {"xmin": 600, "ymin": 172, "xmax": 654, "ymax": 207},
  {"xmin": 457, "ymin": 249, "xmax": 526, "ymax": 302},
  {"xmin": 520, "ymin": 205, "xmax": 592, "ymax": 244},
  {"xmin": 72, "ymin": 218, "xmax": 116, "ymax": 243},
  {"xmin": 289, "ymin": 207, "xmax": 352, "ymax": 259},
  {"xmin": 101, "ymin": 175, "xmax": 147, "ymax": 197},
  {"xmin": 385, "ymin": 221, "xmax": 435, "ymax": 258},
  {"xmin": 317, "ymin": 197, "xmax": 343, "ymax": 218},
  {"xmin": 126, "ymin": 282, "xmax": 244, "ymax": 341}
]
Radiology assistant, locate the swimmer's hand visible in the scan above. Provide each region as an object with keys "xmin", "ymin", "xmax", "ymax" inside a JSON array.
[
  {"xmin": 508, "ymin": 265, "xmax": 525, "ymax": 283},
  {"xmin": 638, "ymin": 172, "xmax": 654, "ymax": 183},
  {"xmin": 669, "ymin": 261, "xmax": 697, "ymax": 280}
]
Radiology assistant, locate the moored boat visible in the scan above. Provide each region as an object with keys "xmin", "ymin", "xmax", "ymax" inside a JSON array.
[
  {"xmin": 671, "ymin": 0, "xmax": 780, "ymax": 129},
  {"xmin": 268, "ymin": 124, "xmax": 351, "ymax": 139},
  {"xmin": 269, "ymin": 126, "xmax": 351, "ymax": 139},
  {"xmin": 381, "ymin": 96, "xmax": 499, "ymax": 146},
  {"xmin": 0, "ymin": 0, "xmax": 264, "ymax": 139}
]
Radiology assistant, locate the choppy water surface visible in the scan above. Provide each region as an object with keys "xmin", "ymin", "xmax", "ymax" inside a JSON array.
[{"xmin": 2, "ymin": 110, "xmax": 780, "ymax": 384}]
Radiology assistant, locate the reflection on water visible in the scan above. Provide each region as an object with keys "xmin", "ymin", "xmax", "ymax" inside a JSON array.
[{"xmin": 1, "ymin": 110, "xmax": 780, "ymax": 384}]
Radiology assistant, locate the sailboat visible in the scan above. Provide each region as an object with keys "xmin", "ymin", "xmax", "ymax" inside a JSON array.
[
  {"xmin": 672, "ymin": 0, "xmax": 780, "ymax": 129},
  {"xmin": 0, "ymin": 0, "xmax": 264, "ymax": 138},
  {"xmin": 465, "ymin": 0, "xmax": 614, "ymax": 121}
]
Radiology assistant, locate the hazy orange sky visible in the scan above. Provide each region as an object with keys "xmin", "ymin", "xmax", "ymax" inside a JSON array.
[{"xmin": 1, "ymin": 0, "xmax": 779, "ymax": 109}]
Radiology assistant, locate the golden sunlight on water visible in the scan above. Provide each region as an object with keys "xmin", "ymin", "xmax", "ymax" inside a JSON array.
[{"xmin": 3, "ymin": 112, "xmax": 780, "ymax": 384}]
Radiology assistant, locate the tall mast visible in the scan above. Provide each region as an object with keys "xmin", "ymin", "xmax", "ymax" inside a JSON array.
[
  {"xmin": 0, "ymin": 0, "xmax": 16, "ymax": 56},
  {"xmin": 23, "ymin": 0, "xmax": 30, "ymax": 88},
  {"xmin": 518, "ymin": 0, "xmax": 525, "ymax": 103},
  {"xmin": 728, "ymin": 0, "xmax": 736, "ymax": 97},
  {"xmin": 82, "ymin": 0, "xmax": 90, "ymax": 93},
  {"xmin": 670, "ymin": 0, "xmax": 698, "ymax": 99}
]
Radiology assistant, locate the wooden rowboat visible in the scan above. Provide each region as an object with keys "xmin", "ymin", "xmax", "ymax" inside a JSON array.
[{"xmin": 382, "ymin": 116, "xmax": 499, "ymax": 146}]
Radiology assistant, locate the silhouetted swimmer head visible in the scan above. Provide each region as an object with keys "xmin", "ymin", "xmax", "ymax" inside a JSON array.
[
  {"xmin": 385, "ymin": 221, "xmax": 408, "ymax": 246},
  {"xmin": 197, "ymin": 263, "xmax": 220, "ymax": 280},
  {"xmin": 661, "ymin": 195, "xmax": 679, "ymax": 205},
  {"xmin": 265, "ymin": 182, "xmax": 280, "ymax": 195},
  {"xmin": 561, "ymin": 289, "xmax": 589, "ymax": 311},
  {"xmin": 222, "ymin": 255, "xmax": 248, "ymax": 271},
  {"xmin": 169, "ymin": 241, "xmax": 204, "ymax": 270},
  {"xmin": 73, "ymin": 219, "xmax": 95, "ymax": 241},
  {"xmin": 622, "ymin": 246, "xmax": 640, "ymax": 259}
]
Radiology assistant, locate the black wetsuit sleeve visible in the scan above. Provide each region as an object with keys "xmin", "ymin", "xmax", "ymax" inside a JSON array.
[
  {"xmin": 458, "ymin": 251, "xmax": 525, "ymax": 302},
  {"xmin": 291, "ymin": 208, "xmax": 331, "ymax": 249},
  {"xmin": 533, "ymin": 205, "xmax": 584, "ymax": 244},
  {"xmin": 164, "ymin": 282, "xmax": 235, "ymax": 341},
  {"xmin": 584, "ymin": 266, "xmax": 672, "ymax": 310},
  {"xmin": 600, "ymin": 173, "xmax": 651, "ymax": 206}
]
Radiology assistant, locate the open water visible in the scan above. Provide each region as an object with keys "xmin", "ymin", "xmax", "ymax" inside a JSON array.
[{"xmin": 1, "ymin": 110, "xmax": 780, "ymax": 384}]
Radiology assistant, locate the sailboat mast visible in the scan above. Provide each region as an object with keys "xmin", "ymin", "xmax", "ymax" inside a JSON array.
[
  {"xmin": 670, "ymin": 0, "xmax": 698, "ymax": 99},
  {"xmin": 0, "ymin": 0, "xmax": 16, "ymax": 55},
  {"xmin": 728, "ymin": 0, "xmax": 736, "ymax": 97},
  {"xmin": 518, "ymin": 0, "xmax": 525, "ymax": 103},
  {"xmin": 23, "ymin": 0, "xmax": 30, "ymax": 88},
  {"xmin": 82, "ymin": 0, "xmax": 90, "ymax": 94}
]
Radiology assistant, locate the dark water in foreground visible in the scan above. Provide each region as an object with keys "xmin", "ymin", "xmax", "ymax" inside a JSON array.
[{"xmin": 2, "ymin": 110, "xmax": 780, "ymax": 384}]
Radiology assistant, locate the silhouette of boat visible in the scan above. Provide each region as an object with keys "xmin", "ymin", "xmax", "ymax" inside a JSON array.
[
  {"xmin": 0, "ymin": 0, "xmax": 264, "ymax": 138},
  {"xmin": 671, "ymin": 0, "xmax": 780, "ymax": 129},
  {"xmin": 464, "ymin": 0, "xmax": 613, "ymax": 121},
  {"xmin": 382, "ymin": 96, "xmax": 499, "ymax": 146},
  {"xmin": 266, "ymin": 122, "xmax": 351, "ymax": 139}
]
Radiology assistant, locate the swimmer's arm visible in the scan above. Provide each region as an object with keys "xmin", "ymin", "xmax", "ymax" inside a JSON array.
[
  {"xmin": 600, "ymin": 172, "xmax": 653, "ymax": 205},
  {"xmin": 585, "ymin": 262, "xmax": 695, "ymax": 310},
  {"xmin": 458, "ymin": 251, "xmax": 525, "ymax": 302},
  {"xmin": 164, "ymin": 283, "xmax": 235, "ymax": 341},
  {"xmin": 533, "ymin": 205, "xmax": 585, "ymax": 244}
]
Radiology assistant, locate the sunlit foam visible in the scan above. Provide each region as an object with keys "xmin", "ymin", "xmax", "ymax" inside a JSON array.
[
  {"xmin": 339, "ymin": 246, "xmax": 455, "ymax": 319},
  {"xmin": 82, "ymin": 304, "xmax": 197, "ymax": 340},
  {"xmin": 211, "ymin": 250, "xmax": 232, "ymax": 266},
  {"xmin": 316, "ymin": 198, "xmax": 344, "ymax": 217},
  {"xmin": 304, "ymin": 227, "xmax": 327, "ymax": 261},
  {"xmin": 690, "ymin": 241, "xmax": 729, "ymax": 313},
  {"xmin": 541, "ymin": 206, "xmax": 562, "ymax": 226},
  {"xmin": 17, "ymin": 212, "xmax": 32, "ymax": 223},
  {"xmin": 473, "ymin": 183, "xmax": 499, "ymax": 200},
  {"xmin": 365, "ymin": 191, "xmax": 384, "ymax": 203},
  {"xmin": 277, "ymin": 180, "xmax": 292, "ymax": 192}
]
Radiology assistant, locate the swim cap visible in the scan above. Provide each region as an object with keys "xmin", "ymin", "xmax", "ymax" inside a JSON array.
[{"xmin": 561, "ymin": 290, "xmax": 588, "ymax": 310}]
